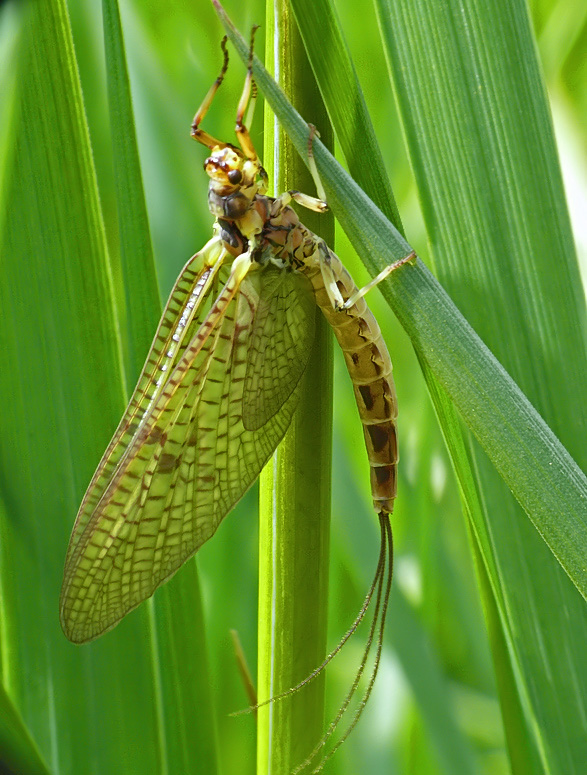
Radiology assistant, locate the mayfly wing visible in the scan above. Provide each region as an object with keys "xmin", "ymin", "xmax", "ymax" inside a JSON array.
[
  {"xmin": 64, "ymin": 236, "xmax": 226, "ymax": 568},
  {"xmin": 243, "ymin": 267, "xmax": 315, "ymax": 430},
  {"xmin": 60, "ymin": 259, "xmax": 315, "ymax": 644}
]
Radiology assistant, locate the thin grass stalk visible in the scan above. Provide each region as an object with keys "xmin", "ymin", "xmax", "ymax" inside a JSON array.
[
  {"xmin": 0, "ymin": 671, "xmax": 51, "ymax": 775},
  {"xmin": 257, "ymin": 1, "xmax": 334, "ymax": 771}
]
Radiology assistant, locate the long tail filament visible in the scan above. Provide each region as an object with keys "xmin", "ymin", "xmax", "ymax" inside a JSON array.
[{"xmin": 292, "ymin": 513, "xmax": 394, "ymax": 774}]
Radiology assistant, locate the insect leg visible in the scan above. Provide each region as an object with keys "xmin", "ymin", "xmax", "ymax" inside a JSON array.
[
  {"xmin": 316, "ymin": 241, "xmax": 347, "ymax": 311},
  {"xmin": 306, "ymin": 126, "xmax": 416, "ymax": 308},
  {"xmin": 235, "ymin": 26, "xmax": 261, "ymax": 161},
  {"xmin": 339, "ymin": 250, "xmax": 416, "ymax": 309},
  {"xmin": 316, "ymin": 242, "xmax": 415, "ymax": 312},
  {"xmin": 191, "ymin": 36, "xmax": 230, "ymax": 150},
  {"xmin": 244, "ymin": 79, "xmax": 258, "ymax": 132},
  {"xmin": 306, "ymin": 123, "xmax": 328, "ymax": 202},
  {"xmin": 271, "ymin": 189, "xmax": 329, "ymax": 216},
  {"xmin": 269, "ymin": 127, "xmax": 330, "ymax": 216}
]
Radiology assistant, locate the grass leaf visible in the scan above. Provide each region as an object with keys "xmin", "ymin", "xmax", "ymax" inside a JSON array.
[
  {"xmin": 0, "ymin": 1, "xmax": 218, "ymax": 772},
  {"xmin": 374, "ymin": 0, "xmax": 587, "ymax": 770}
]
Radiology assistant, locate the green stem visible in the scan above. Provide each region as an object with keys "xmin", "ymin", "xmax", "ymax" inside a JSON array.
[{"xmin": 257, "ymin": 3, "xmax": 334, "ymax": 772}]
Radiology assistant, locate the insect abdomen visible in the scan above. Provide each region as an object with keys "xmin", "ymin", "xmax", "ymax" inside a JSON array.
[{"xmin": 308, "ymin": 255, "xmax": 398, "ymax": 516}]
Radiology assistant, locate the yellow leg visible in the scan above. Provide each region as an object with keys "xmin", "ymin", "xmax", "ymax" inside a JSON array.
[
  {"xmin": 317, "ymin": 243, "xmax": 347, "ymax": 311},
  {"xmin": 269, "ymin": 124, "xmax": 330, "ymax": 216},
  {"xmin": 270, "ymin": 189, "xmax": 328, "ymax": 217},
  {"xmin": 191, "ymin": 37, "xmax": 230, "ymax": 150},
  {"xmin": 307, "ymin": 118, "xmax": 416, "ymax": 310},
  {"xmin": 235, "ymin": 26, "xmax": 261, "ymax": 161},
  {"xmin": 341, "ymin": 251, "xmax": 416, "ymax": 309}
]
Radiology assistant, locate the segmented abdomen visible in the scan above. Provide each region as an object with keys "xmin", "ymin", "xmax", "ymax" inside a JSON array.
[{"xmin": 304, "ymin": 249, "xmax": 398, "ymax": 516}]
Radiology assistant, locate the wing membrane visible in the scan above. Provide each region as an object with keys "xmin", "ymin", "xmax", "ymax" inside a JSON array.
[
  {"xmin": 243, "ymin": 269, "xmax": 315, "ymax": 430},
  {"xmin": 65, "ymin": 237, "xmax": 226, "ymax": 566},
  {"xmin": 60, "ymin": 260, "xmax": 314, "ymax": 643}
]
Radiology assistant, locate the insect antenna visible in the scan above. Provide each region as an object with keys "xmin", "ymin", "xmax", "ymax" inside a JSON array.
[
  {"xmin": 230, "ymin": 513, "xmax": 388, "ymax": 719},
  {"xmin": 290, "ymin": 513, "xmax": 393, "ymax": 774}
]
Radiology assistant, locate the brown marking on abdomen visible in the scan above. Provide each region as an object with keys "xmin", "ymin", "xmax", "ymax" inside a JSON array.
[
  {"xmin": 278, "ymin": 218, "xmax": 400, "ymax": 516},
  {"xmin": 364, "ymin": 421, "xmax": 397, "ymax": 465}
]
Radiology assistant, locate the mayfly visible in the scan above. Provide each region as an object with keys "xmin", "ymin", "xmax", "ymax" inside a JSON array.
[{"xmin": 60, "ymin": 26, "xmax": 413, "ymax": 765}]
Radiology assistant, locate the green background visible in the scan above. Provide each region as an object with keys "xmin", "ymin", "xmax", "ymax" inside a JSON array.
[{"xmin": 0, "ymin": 0, "xmax": 585, "ymax": 773}]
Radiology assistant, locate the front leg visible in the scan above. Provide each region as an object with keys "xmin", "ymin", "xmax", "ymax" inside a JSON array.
[{"xmin": 269, "ymin": 125, "xmax": 330, "ymax": 217}]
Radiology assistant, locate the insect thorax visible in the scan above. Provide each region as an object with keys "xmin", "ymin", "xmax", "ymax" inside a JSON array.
[{"xmin": 258, "ymin": 202, "xmax": 320, "ymax": 274}]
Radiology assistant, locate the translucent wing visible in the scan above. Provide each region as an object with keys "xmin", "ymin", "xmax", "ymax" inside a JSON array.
[
  {"xmin": 243, "ymin": 268, "xmax": 315, "ymax": 430},
  {"xmin": 60, "ymin": 257, "xmax": 315, "ymax": 643},
  {"xmin": 64, "ymin": 236, "xmax": 226, "ymax": 568}
]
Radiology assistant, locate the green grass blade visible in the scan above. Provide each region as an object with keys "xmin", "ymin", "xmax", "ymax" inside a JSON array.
[
  {"xmin": 214, "ymin": 0, "xmax": 587, "ymax": 606},
  {"xmin": 102, "ymin": 0, "xmax": 160, "ymax": 378},
  {"xmin": 281, "ymin": 1, "xmax": 481, "ymax": 771},
  {"xmin": 257, "ymin": 3, "xmax": 333, "ymax": 770},
  {"xmin": 0, "ymin": 656, "xmax": 51, "ymax": 775},
  {"xmin": 0, "ymin": 2, "xmax": 21, "ymax": 220},
  {"xmin": 0, "ymin": 1, "xmax": 218, "ymax": 772},
  {"xmin": 100, "ymin": 3, "xmax": 219, "ymax": 771},
  {"xmin": 375, "ymin": 0, "xmax": 587, "ymax": 771},
  {"xmin": 0, "ymin": 1, "xmax": 140, "ymax": 771},
  {"xmin": 288, "ymin": 0, "xmax": 402, "ymax": 231}
]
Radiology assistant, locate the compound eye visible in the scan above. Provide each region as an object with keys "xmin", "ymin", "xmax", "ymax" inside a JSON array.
[{"xmin": 227, "ymin": 169, "xmax": 243, "ymax": 184}]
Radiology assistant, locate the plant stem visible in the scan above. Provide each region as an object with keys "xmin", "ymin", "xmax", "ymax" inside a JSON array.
[{"xmin": 257, "ymin": 2, "xmax": 334, "ymax": 772}]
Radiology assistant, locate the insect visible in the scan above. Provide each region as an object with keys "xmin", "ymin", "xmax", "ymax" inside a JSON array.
[{"xmin": 60, "ymin": 26, "xmax": 413, "ymax": 767}]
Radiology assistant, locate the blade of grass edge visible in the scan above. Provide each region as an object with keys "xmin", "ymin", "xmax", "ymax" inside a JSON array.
[
  {"xmin": 0, "ymin": 1, "xmax": 162, "ymax": 772},
  {"xmin": 102, "ymin": 0, "xmax": 160, "ymax": 377},
  {"xmin": 0, "ymin": 1, "xmax": 21, "ymax": 222},
  {"xmin": 0, "ymin": 660, "xmax": 51, "ymax": 775}
]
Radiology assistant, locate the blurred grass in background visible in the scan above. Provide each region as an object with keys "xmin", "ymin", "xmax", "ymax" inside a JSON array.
[{"xmin": 0, "ymin": 0, "xmax": 585, "ymax": 774}]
